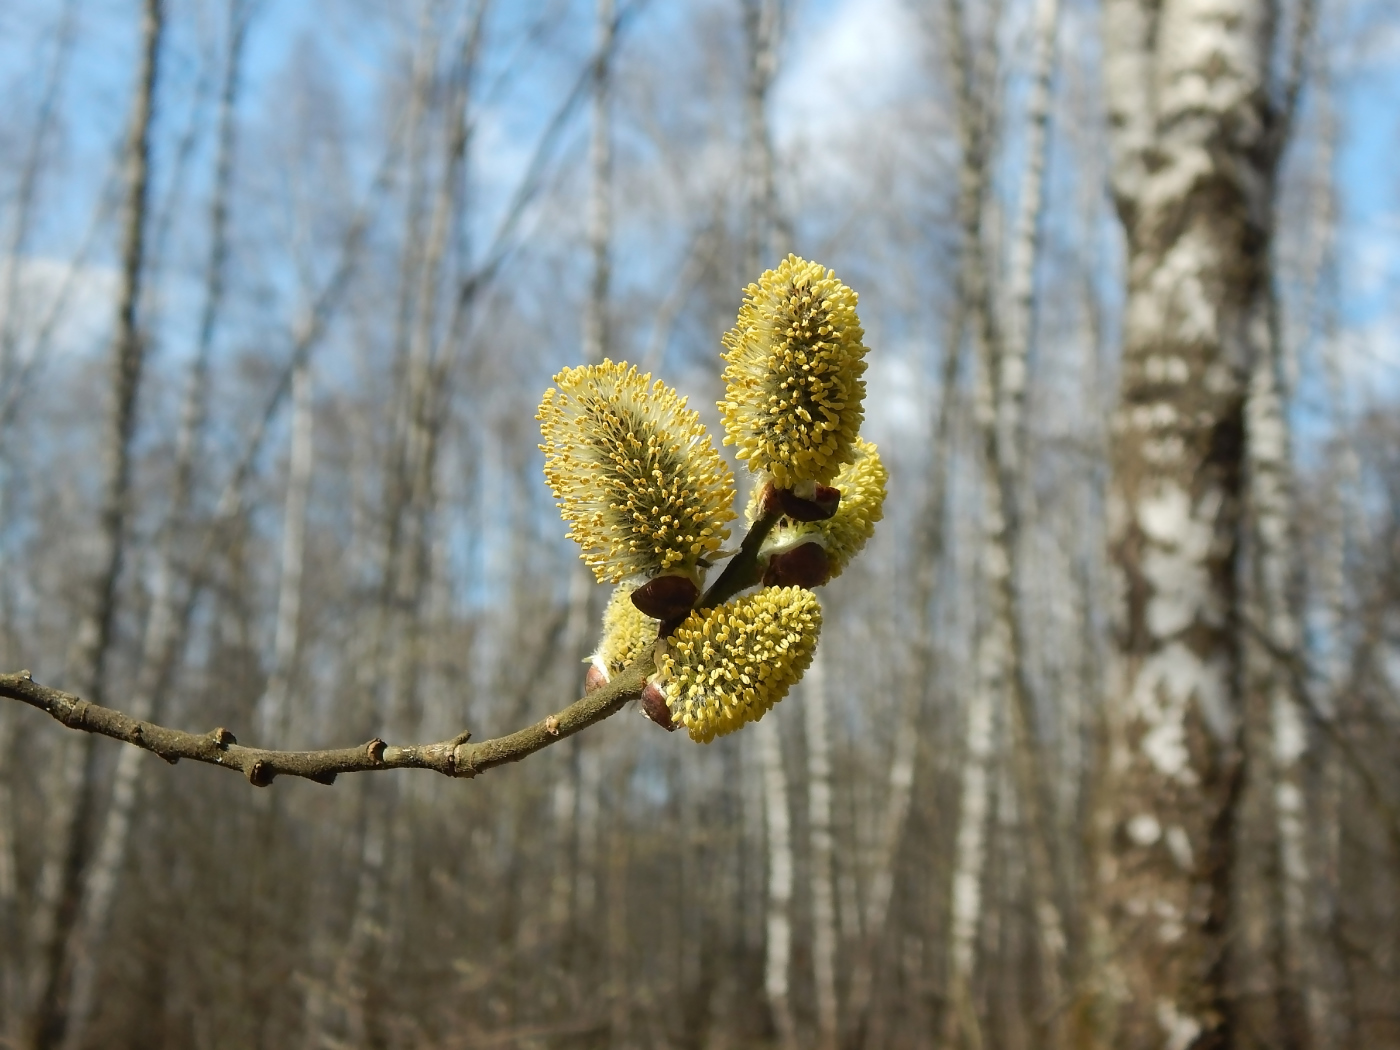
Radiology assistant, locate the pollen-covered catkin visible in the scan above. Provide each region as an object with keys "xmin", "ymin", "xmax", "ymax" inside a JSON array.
[
  {"xmin": 538, "ymin": 360, "xmax": 736, "ymax": 583},
  {"xmin": 656, "ymin": 586, "xmax": 822, "ymax": 743},
  {"xmin": 719, "ymin": 255, "xmax": 869, "ymax": 488},
  {"xmin": 750, "ymin": 438, "xmax": 888, "ymax": 580},
  {"xmin": 590, "ymin": 582, "xmax": 659, "ymax": 681}
]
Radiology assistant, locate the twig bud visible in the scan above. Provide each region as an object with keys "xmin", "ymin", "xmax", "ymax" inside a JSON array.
[{"xmin": 640, "ymin": 680, "xmax": 677, "ymax": 731}]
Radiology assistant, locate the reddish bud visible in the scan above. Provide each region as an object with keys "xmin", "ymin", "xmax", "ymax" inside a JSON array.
[
  {"xmin": 584, "ymin": 663, "xmax": 609, "ymax": 695},
  {"xmin": 631, "ymin": 574, "xmax": 699, "ymax": 621},
  {"xmin": 639, "ymin": 681, "xmax": 677, "ymax": 731},
  {"xmin": 775, "ymin": 485, "xmax": 841, "ymax": 522},
  {"xmin": 762, "ymin": 542, "xmax": 832, "ymax": 589}
]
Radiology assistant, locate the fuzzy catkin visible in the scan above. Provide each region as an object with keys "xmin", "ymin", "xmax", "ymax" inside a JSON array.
[
  {"xmin": 719, "ymin": 255, "xmax": 869, "ymax": 488},
  {"xmin": 750, "ymin": 438, "xmax": 888, "ymax": 580},
  {"xmin": 657, "ymin": 587, "xmax": 822, "ymax": 743},
  {"xmin": 538, "ymin": 360, "xmax": 735, "ymax": 583}
]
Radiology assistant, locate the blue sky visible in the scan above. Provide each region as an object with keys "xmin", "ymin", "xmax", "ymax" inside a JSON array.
[{"xmin": 2, "ymin": 0, "xmax": 1397, "ymax": 430}]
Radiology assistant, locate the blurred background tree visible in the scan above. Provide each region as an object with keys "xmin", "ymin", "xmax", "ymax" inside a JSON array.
[{"xmin": 2, "ymin": 0, "xmax": 1400, "ymax": 1047}]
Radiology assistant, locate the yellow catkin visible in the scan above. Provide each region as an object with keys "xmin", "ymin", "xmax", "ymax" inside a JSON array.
[
  {"xmin": 591, "ymin": 582, "xmax": 659, "ymax": 679},
  {"xmin": 719, "ymin": 255, "xmax": 869, "ymax": 488},
  {"xmin": 749, "ymin": 438, "xmax": 888, "ymax": 581},
  {"xmin": 538, "ymin": 360, "xmax": 736, "ymax": 583},
  {"xmin": 656, "ymin": 587, "xmax": 821, "ymax": 743}
]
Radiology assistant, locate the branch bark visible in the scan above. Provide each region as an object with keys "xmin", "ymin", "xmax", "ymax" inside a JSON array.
[
  {"xmin": 0, "ymin": 504, "xmax": 778, "ymax": 788},
  {"xmin": 0, "ymin": 659, "xmax": 649, "ymax": 787}
]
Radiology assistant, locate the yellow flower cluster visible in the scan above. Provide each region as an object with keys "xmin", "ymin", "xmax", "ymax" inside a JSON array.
[
  {"xmin": 749, "ymin": 438, "xmax": 888, "ymax": 581},
  {"xmin": 538, "ymin": 361, "xmax": 735, "ymax": 583},
  {"xmin": 656, "ymin": 587, "xmax": 822, "ymax": 743},
  {"xmin": 719, "ymin": 255, "xmax": 869, "ymax": 489},
  {"xmin": 590, "ymin": 582, "xmax": 659, "ymax": 681}
]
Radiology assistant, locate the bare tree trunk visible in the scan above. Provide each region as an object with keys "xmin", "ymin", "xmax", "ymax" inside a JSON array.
[
  {"xmin": 939, "ymin": 4, "xmax": 997, "ymax": 1044},
  {"xmin": 944, "ymin": 644, "xmax": 997, "ymax": 1050},
  {"xmin": 804, "ymin": 650, "xmax": 838, "ymax": 1050},
  {"xmin": 758, "ymin": 716, "xmax": 799, "ymax": 1050},
  {"xmin": 984, "ymin": 0, "xmax": 1069, "ymax": 1035},
  {"xmin": 582, "ymin": 0, "xmax": 613, "ymax": 366},
  {"xmin": 996, "ymin": 0, "xmax": 1059, "ymax": 479},
  {"xmin": 57, "ymin": 16, "xmax": 249, "ymax": 1040},
  {"xmin": 1243, "ymin": 325, "xmax": 1308, "ymax": 1049},
  {"xmin": 738, "ymin": 4, "xmax": 798, "ymax": 1044},
  {"xmin": 257, "ymin": 356, "xmax": 314, "ymax": 741},
  {"xmin": 0, "ymin": 0, "xmax": 77, "ymax": 387},
  {"xmin": 550, "ymin": 0, "xmax": 614, "ymax": 952},
  {"xmin": 319, "ymin": 9, "xmax": 485, "ymax": 1042},
  {"xmin": 22, "ymin": 4, "xmax": 163, "ymax": 1046},
  {"xmin": 742, "ymin": 0, "xmax": 782, "ymax": 274},
  {"xmin": 1094, "ymin": 2, "xmax": 1278, "ymax": 1045},
  {"xmin": 607, "ymin": 819, "xmax": 632, "ymax": 1046},
  {"xmin": 1313, "ymin": 84, "xmax": 1357, "ymax": 1050},
  {"xmin": 0, "ymin": 2, "xmax": 75, "ymax": 1002}
]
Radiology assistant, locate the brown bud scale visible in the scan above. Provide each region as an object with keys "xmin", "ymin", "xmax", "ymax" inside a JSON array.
[
  {"xmin": 631, "ymin": 574, "xmax": 700, "ymax": 621},
  {"xmin": 762, "ymin": 541, "xmax": 832, "ymax": 589},
  {"xmin": 640, "ymin": 681, "xmax": 677, "ymax": 731}
]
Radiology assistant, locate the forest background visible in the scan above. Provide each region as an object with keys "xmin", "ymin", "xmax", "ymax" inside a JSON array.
[{"xmin": 1, "ymin": 0, "xmax": 1400, "ymax": 1048}]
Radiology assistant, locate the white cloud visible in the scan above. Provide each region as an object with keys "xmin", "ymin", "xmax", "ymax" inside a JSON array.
[
  {"xmin": 0, "ymin": 256, "xmax": 118, "ymax": 366},
  {"xmin": 772, "ymin": 0, "xmax": 923, "ymax": 149},
  {"xmin": 1344, "ymin": 210, "xmax": 1400, "ymax": 301}
]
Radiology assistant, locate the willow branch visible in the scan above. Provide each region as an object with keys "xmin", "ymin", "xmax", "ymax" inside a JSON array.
[
  {"xmin": 699, "ymin": 507, "xmax": 779, "ymax": 608},
  {"xmin": 0, "ymin": 503, "xmax": 780, "ymax": 788},
  {"xmin": 0, "ymin": 656, "xmax": 651, "ymax": 788}
]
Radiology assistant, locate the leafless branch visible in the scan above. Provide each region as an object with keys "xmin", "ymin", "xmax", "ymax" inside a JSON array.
[
  {"xmin": 0, "ymin": 509, "xmax": 780, "ymax": 789},
  {"xmin": 0, "ymin": 659, "xmax": 649, "ymax": 787}
]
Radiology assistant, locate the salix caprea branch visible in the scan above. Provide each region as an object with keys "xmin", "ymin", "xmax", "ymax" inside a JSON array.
[{"xmin": 1, "ymin": 255, "xmax": 888, "ymax": 784}]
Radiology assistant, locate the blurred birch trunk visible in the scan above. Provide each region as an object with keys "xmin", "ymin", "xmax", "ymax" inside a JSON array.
[
  {"xmin": 58, "ymin": 6, "xmax": 250, "ymax": 1045},
  {"xmin": 803, "ymin": 650, "xmax": 838, "ymax": 1050},
  {"xmin": 1313, "ymin": 74, "xmax": 1358, "ymax": 1048},
  {"xmin": 0, "ymin": 4, "xmax": 79, "ymax": 1037},
  {"xmin": 986, "ymin": 0, "xmax": 1069, "ymax": 1037},
  {"xmin": 1094, "ymin": 1, "xmax": 1278, "ymax": 1045},
  {"xmin": 939, "ymin": 0, "xmax": 1004, "ymax": 1043},
  {"xmin": 261, "ymin": 357, "xmax": 315, "ymax": 741},
  {"xmin": 314, "ymin": 9, "xmax": 441, "ymax": 1043},
  {"xmin": 758, "ymin": 717, "xmax": 798, "ymax": 1050},
  {"xmin": 23, "ymin": 3, "xmax": 163, "ymax": 1046},
  {"xmin": 550, "ymin": 0, "xmax": 613, "ymax": 953},
  {"xmin": 738, "ymin": 1, "xmax": 800, "ymax": 1045}
]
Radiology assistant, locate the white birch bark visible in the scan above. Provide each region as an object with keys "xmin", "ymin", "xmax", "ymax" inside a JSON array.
[
  {"xmin": 940, "ymin": 4, "xmax": 999, "ymax": 1042},
  {"xmin": 844, "ymin": 681, "xmax": 918, "ymax": 1038},
  {"xmin": 996, "ymin": 0, "xmax": 1059, "ymax": 483},
  {"xmin": 1245, "ymin": 330, "xmax": 1313, "ymax": 1047},
  {"xmin": 550, "ymin": 0, "xmax": 614, "ymax": 943},
  {"xmin": 804, "ymin": 649, "xmax": 838, "ymax": 1049},
  {"xmin": 742, "ymin": 0, "xmax": 781, "ymax": 273},
  {"xmin": 988, "ymin": 0, "xmax": 1070, "ymax": 1028},
  {"xmin": 257, "ymin": 356, "xmax": 314, "ymax": 742},
  {"xmin": 1313, "ymin": 94, "xmax": 1357, "ymax": 1050},
  {"xmin": 944, "ymin": 636, "xmax": 997, "ymax": 1050},
  {"xmin": 582, "ymin": 0, "xmax": 613, "ymax": 366},
  {"xmin": 1096, "ymin": 1, "xmax": 1278, "ymax": 1045},
  {"xmin": 758, "ymin": 715, "xmax": 798, "ymax": 1050}
]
